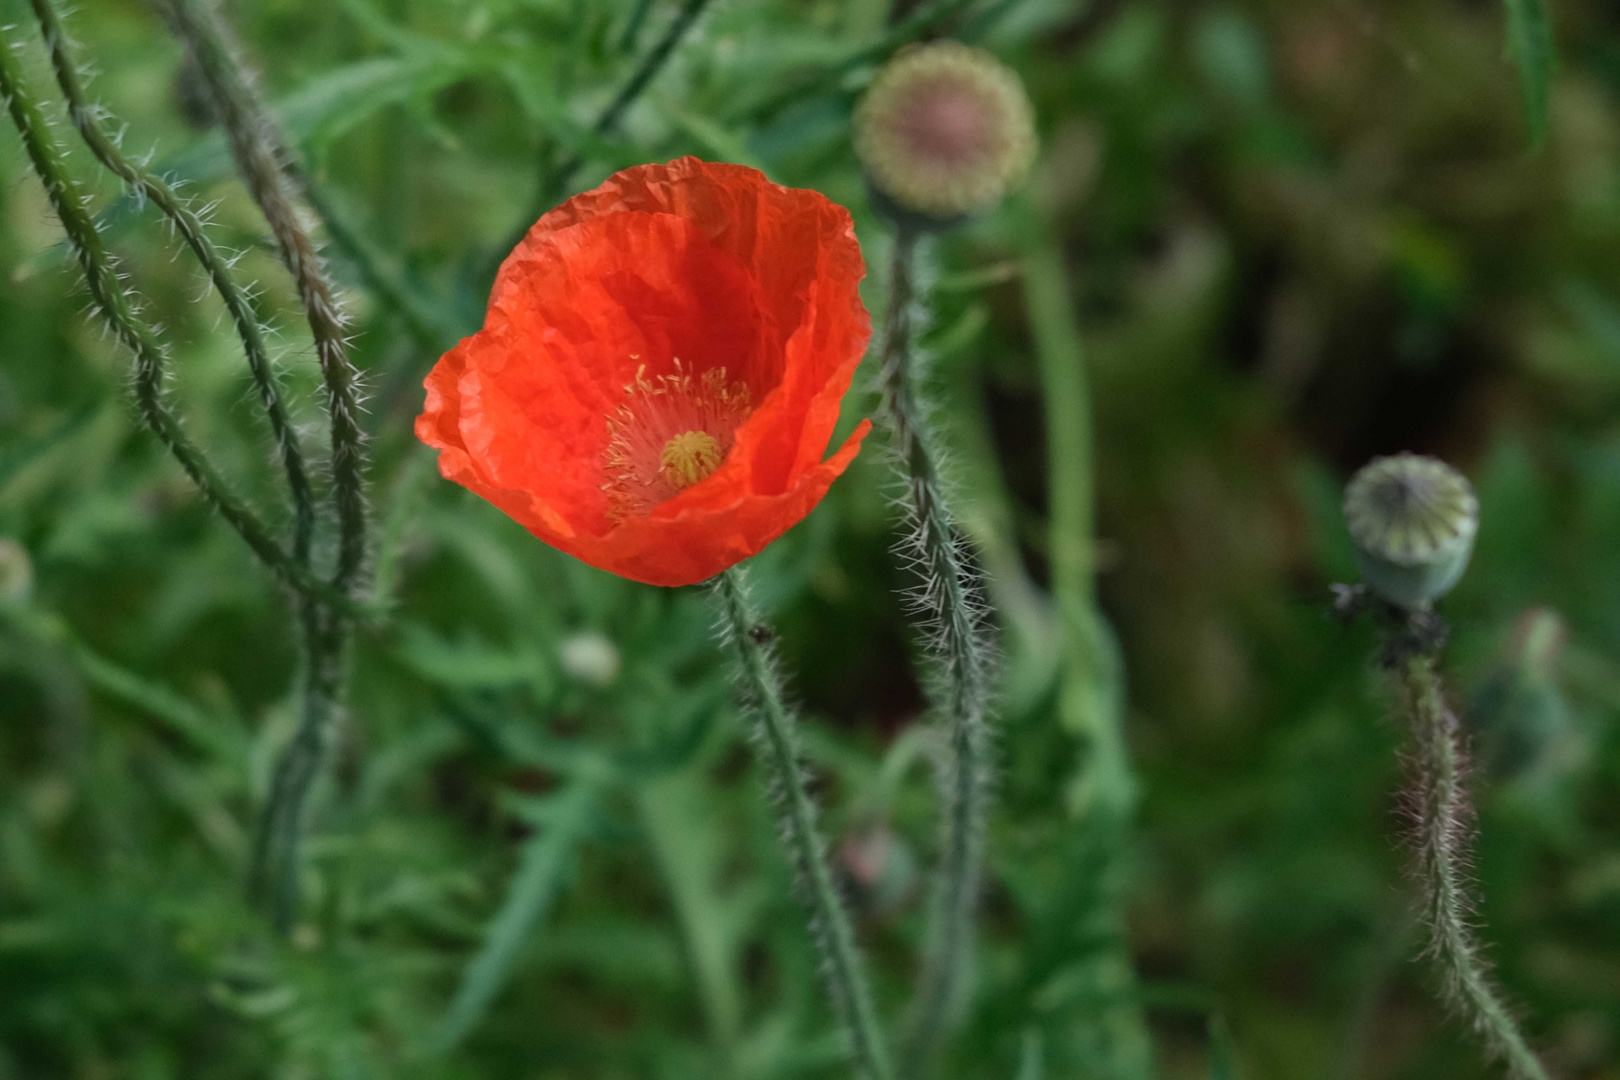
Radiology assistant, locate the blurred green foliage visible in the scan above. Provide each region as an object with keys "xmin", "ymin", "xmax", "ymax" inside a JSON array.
[{"xmin": 2, "ymin": 0, "xmax": 1620, "ymax": 1078}]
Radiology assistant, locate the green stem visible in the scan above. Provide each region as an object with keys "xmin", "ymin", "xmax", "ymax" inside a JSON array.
[
  {"xmin": 300, "ymin": 179, "xmax": 462, "ymax": 353},
  {"xmin": 247, "ymin": 604, "xmax": 347, "ymax": 931},
  {"xmin": 0, "ymin": 26, "xmax": 358, "ymax": 622},
  {"xmin": 27, "ymin": 0, "xmax": 316, "ymax": 569},
  {"xmin": 714, "ymin": 568, "xmax": 894, "ymax": 1080},
  {"xmin": 876, "ymin": 233, "xmax": 992, "ymax": 1073},
  {"xmin": 1400, "ymin": 652, "xmax": 1551, "ymax": 1080},
  {"xmin": 499, "ymin": 0, "xmax": 714, "ymax": 260},
  {"xmin": 1021, "ymin": 234, "xmax": 1155, "ymax": 1076},
  {"xmin": 155, "ymin": 0, "xmax": 371, "ymax": 928},
  {"xmin": 157, "ymin": 0, "xmax": 368, "ymax": 595},
  {"xmin": 735, "ymin": 0, "xmax": 979, "ymax": 124}
]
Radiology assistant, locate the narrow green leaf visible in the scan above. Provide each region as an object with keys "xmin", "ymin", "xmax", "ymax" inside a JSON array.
[
  {"xmin": 1209, "ymin": 1015, "xmax": 1241, "ymax": 1080},
  {"xmin": 0, "ymin": 600, "xmax": 244, "ymax": 762},
  {"xmin": 1502, "ymin": 0, "xmax": 1555, "ymax": 145},
  {"xmin": 431, "ymin": 777, "xmax": 602, "ymax": 1052},
  {"xmin": 1015, "ymin": 1026, "xmax": 1044, "ymax": 1080},
  {"xmin": 636, "ymin": 773, "xmax": 746, "ymax": 1055}
]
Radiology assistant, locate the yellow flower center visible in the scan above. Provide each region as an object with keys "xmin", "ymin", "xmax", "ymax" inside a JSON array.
[
  {"xmin": 600, "ymin": 360, "xmax": 751, "ymax": 520},
  {"xmin": 660, "ymin": 430, "xmax": 725, "ymax": 488}
]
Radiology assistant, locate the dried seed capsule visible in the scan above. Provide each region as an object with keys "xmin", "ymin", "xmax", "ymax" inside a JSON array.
[
  {"xmin": 854, "ymin": 41, "xmax": 1037, "ymax": 230},
  {"xmin": 1343, "ymin": 453, "xmax": 1478, "ymax": 611}
]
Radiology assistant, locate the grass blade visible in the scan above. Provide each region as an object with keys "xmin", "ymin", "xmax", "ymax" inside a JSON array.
[
  {"xmin": 432, "ymin": 776, "xmax": 603, "ymax": 1051},
  {"xmin": 1502, "ymin": 0, "xmax": 1555, "ymax": 145}
]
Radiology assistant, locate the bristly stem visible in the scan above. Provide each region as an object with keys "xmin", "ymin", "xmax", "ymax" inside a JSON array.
[
  {"xmin": 27, "ymin": 0, "xmax": 315, "ymax": 569},
  {"xmin": 876, "ymin": 231, "xmax": 993, "ymax": 1074},
  {"xmin": 0, "ymin": 26, "xmax": 351, "ymax": 620},
  {"xmin": 155, "ymin": 0, "xmax": 369, "ymax": 930},
  {"xmin": 248, "ymin": 604, "xmax": 345, "ymax": 930},
  {"xmin": 714, "ymin": 568, "xmax": 895, "ymax": 1080},
  {"xmin": 156, "ymin": 0, "xmax": 366, "ymax": 596},
  {"xmin": 1398, "ymin": 648, "xmax": 1552, "ymax": 1080}
]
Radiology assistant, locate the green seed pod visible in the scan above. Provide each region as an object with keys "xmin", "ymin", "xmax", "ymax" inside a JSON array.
[
  {"xmin": 1343, "ymin": 453, "xmax": 1478, "ymax": 610},
  {"xmin": 854, "ymin": 41, "xmax": 1037, "ymax": 231}
]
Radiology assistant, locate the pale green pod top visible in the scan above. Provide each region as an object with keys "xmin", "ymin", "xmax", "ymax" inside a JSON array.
[{"xmin": 1343, "ymin": 453, "xmax": 1478, "ymax": 610}]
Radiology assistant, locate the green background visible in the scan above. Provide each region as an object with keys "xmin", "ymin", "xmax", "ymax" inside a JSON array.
[{"xmin": 2, "ymin": 0, "xmax": 1619, "ymax": 1077}]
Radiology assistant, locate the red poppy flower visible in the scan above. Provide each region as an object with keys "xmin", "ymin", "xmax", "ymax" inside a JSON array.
[{"xmin": 416, "ymin": 157, "xmax": 873, "ymax": 587}]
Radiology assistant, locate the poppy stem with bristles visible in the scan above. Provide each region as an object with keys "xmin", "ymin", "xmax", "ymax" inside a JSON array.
[
  {"xmin": 714, "ymin": 568, "xmax": 895, "ymax": 1080},
  {"xmin": 1398, "ymin": 646, "xmax": 1552, "ymax": 1080},
  {"xmin": 875, "ymin": 231, "xmax": 994, "ymax": 1074},
  {"xmin": 0, "ymin": 23, "xmax": 365, "ymax": 625},
  {"xmin": 156, "ymin": 0, "xmax": 367, "ymax": 598},
  {"xmin": 27, "ymin": 0, "xmax": 316, "ymax": 574},
  {"xmin": 155, "ymin": 0, "xmax": 370, "ymax": 931}
]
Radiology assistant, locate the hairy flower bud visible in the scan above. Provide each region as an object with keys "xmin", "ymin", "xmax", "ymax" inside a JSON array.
[
  {"xmin": 854, "ymin": 41, "xmax": 1036, "ymax": 229},
  {"xmin": 1344, "ymin": 453, "xmax": 1478, "ymax": 610}
]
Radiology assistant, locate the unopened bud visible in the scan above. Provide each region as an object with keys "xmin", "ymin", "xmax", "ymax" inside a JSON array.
[{"xmin": 855, "ymin": 41, "xmax": 1036, "ymax": 229}]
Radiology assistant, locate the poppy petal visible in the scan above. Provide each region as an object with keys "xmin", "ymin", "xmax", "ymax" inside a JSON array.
[{"xmin": 417, "ymin": 158, "xmax": 872, "ymax": 586}]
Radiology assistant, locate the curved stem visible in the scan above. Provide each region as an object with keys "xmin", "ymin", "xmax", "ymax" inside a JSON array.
[
  {"xmin": 155, "ymin": 0, "xmax": 370, "ymax": 929},
  {"xmin": 876, "ymin": 233, "xmax": 992, "ymax": 1073},
  {"xmin": 714, "ymin": 568, "xmax": 894, "ymax": 1080},
  {"xmin": 28, "ymin": 0, "xmax": 316, "ymax": 568},
  {"xmin": 1400, "ymin": 652, "xmax": 1551, "ymax": 1080},
  {"xmin": 157, "ymin": 0, "xmax": 367, "ymax": 595},
  {"xmin": 0, "ymin": 27, "xmax": 354, "ymax": 620}
]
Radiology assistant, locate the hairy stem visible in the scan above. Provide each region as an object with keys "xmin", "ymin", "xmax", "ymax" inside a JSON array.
[
  {"xmin": 1399, "ymin": 651, "xmax": 1551, "ymax": 1080},
  {"xmin": 156, "ymin": 0, "xmax": 367, "ymax": 595},
  {"xmin": 0, "ymin": 27, "xmax": 356, "ymax": 620},
  {"xmin": 155, "ymin": 0, "xmax": 369, "ymax": 928},
  {"xmin": 28, "ymin": 0, "xmax": 315, "ymax": 568},
  {"xmin": 247, "ymin": 604, "xmax": 345, "ymax": 931},
  {"xmin": 876, "ymin": 232, "xmax": 993, "ymax": 1073},
  {"xmin": 714, "ymin": 568, "xmax": 894, "ymax": 1080}
]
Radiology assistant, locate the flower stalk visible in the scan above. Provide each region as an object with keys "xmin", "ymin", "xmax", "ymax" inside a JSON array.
[
  {"xmin": 714, "ymin": 568, "xmax": 894, "ymax": 1080},
  {"xmin": 156, "ymin": 0, "xmax": 367, "ymax": 595},
  {"xmin": 0, "ymin": 26, "xmax": 329, "ymax": 608},
  {"xmin": 26, "ymin": 0, "xmax": 315, "ymax": 570},
  {"xmin": 1398, "ymin": 646, "xmax": 1552, "ymax": 1080},
  {"xmin": 156, "ymin": 0, "xmax": 370, "ymax": 930},
  {"xmin": 875, "ymin": 231, "xmax": 994, "ymax": 1072}
]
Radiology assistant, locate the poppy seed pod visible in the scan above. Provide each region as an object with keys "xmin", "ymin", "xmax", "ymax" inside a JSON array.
[
  {"xmin": 1343, "ymin": 453, "xmax": 1478, "ymax": 611},
  {"xmin": 854, "ymin": 41, "xmax": 1036, "ymax": 229}
]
